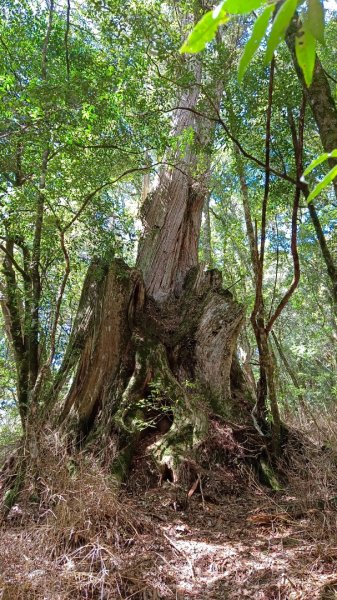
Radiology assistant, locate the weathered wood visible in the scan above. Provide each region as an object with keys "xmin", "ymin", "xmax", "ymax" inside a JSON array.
[
  {"xmin": 137, "ymin": 57, "xmax": 222, "ymax": 302},
  {"xmin": 59, "ymin": 259, "xmax": 145, "ymax": 433},
  {"xmin": 58, "ymin": 259, "xmax": 252, "ymax": 480},
  {"xmin": 136, "ymin": 166, "xmax": 206, "ymax": 302}
]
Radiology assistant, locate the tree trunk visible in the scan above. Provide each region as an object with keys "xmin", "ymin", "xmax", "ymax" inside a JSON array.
[
  {"xmin": 286, "ymin": 17, "xmax": 337, "ymax": 196},
  {"xmin": 1, "ymin": 45, "xmax": 258, "ymax": 506},
  {"xmin": 307, "ymin": 200, "xmax": 337, "ymax": 310},
  {"xmin": 137, "ymin": 58, "xmax": 206, "ymax": 302},
  {"xmin": 286, "ymin": 16, "xmax": 337, "ymax": 311},
  {"xmin": 202, "ymin": 195, "xmax": 213, "ymax": 268},
  {"xmin": 52, "ymin": 57, "xmax": 255, "ymax": 483},
  {"xmin": 271, "ymin": 331, "xmax": 321, "ymax": 429},
  {"xmin": 54, "ymin": 257, "xmax": 251, "ymax": 480}
]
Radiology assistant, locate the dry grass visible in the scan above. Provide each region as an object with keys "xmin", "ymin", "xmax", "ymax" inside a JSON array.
[
  {"xmin": 285, "ymin": 405, "xmax": 337, "ymax": 449},
  {"xmin": 1, "ymin": 420, "xmax": 337, "ymax": 599},
  {"xmin": 0, "ymin": 431, "xmax": 170, "ymax": 599}
]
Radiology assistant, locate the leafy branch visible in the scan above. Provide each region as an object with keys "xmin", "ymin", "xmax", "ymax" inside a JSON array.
[{"xmin": 181, "ymin": 0, "xmax": 326, "ymax": 87}]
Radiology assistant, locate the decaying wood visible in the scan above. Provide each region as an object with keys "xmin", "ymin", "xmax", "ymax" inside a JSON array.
[
  {"xmin": 55, "ymin": 257, "xmax": 252, "ymax": 482},
  {"xmin": 59, "ymin": 259, "xmax": 145, "ymax": 431}
]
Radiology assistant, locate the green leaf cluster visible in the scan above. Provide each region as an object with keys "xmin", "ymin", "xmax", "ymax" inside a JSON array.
[{"xmin": 181, "ymin": 0, "xmax": 326, "ymax": 87}]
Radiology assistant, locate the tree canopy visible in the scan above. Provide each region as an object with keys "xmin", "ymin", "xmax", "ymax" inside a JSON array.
[{"xmin": 0, "ymin": 0, "xmax": 336, "ymax": 439}]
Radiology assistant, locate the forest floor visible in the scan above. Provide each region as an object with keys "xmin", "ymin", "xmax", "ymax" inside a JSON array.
[{"xmin": 1, "ymin": 424, "xmax": 337, "ymax": 599}]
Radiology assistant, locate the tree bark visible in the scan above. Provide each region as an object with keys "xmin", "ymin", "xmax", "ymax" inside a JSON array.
[
  {"xmin": 307, "ymin": 200, "xmax": 337, "ymax": 309},
  {"xmin": 1, "ymin": 240, "xmax": 29, "ymax": 424},
  {"xmin": 56, "ymin": 257, "xmax": 251, "ymax": 481},
  {"xmin": 137, "ymin": 55, "xmax": 219, "ymax": 302},
  {"xmin": 53, "ymin": 57, "xmax": 255, "ymax": 481},
  {"xmin": 286, "ymin": 16, "xmax": 337, "ymax": 197},
  {"xmin": 202, "ymin": 195, "xmax": 213, "ymax": 268},
  {"xmin": 59, "ymin": 259, "xmax": 145, "ymax": 434}
]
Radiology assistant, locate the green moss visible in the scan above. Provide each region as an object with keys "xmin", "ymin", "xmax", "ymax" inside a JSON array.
[
  {"xmin": 110, "ymin": 444, "xmax": 134, "ymax": 483},
  {"xmin": 182, "ymin": 266, "xmax": 199, "ymax": 293},
  {"xmin": 260, "ymin": 459, "xmax": 282, "ymax": 491},
  {"xmin": 90, "ymin": 257, "xmax": 109, "ymax": 282},
  {"xmin": 114, "ymin": 259, "xmax": 132, "ymax": 282}
]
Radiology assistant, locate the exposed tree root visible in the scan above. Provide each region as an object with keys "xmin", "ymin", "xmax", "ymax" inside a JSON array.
[
  {"xmin": 45, "ymin": 258, "xmax": 254, "ymax": 485},
  {"xmin": 0, "ymin": 258, "xmax": 300, "ymax": 512}
]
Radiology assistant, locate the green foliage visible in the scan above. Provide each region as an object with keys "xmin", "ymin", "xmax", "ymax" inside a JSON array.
[
  {"xmin": 222, "ymin": 0, "xmax": 267, "ymax": 13},
  {"xmin": 180, "ymin": 5, "xmax": 229, "ymax": 53},
  {"xmin": 181, "ymin": 0, "xmax": 327, "ymax": 86},
  {"xmin": 307, "ymin": 164, "xmax": 337, "ymax": 202},
  {"xmin": 304, "ymin": 150, "xmax": 337, "ymax": 202},
  {"xmin": 0, "ymin": 0, "xmax": 337, "ymax": 442},
  {"xmin": 304, "ymin": 149, "xmax": 337, "ymax": 175},
  {"xmin": 0, "ymin": 405, "xmax": 21, "ymax": 463},
  {"xmin": 238, "ymin": 5, "xmax": 275, "ymax": 83},
  {"xmin": 295, "ymin": 19, "xmax": 316, "ymax": 86},
  {"xmin": 265, "ymin": 0, "xmax": 297, "ymax": 63},
  {"xmin": 307, "ymin": 0, "xmax": 325, "ymax": 43}
]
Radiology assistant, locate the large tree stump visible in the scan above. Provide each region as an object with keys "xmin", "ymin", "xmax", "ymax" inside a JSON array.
[{"xmin": 57, "ymin": 258, "xmax": 253, "ymax": 482}]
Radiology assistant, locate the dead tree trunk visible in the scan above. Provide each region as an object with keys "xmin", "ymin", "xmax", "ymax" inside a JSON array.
[{"xmin": 56, "ymin": 257, "xmax": 251, "ymax": 481}]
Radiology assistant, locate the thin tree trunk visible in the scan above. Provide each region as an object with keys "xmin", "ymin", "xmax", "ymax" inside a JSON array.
[
  {"xmin": 286, "ymin": 16, "xmax": 337, "ymax": 197},
  {"xmin": 271, "ymin": 331, "xmax": 321, "ymax": 429},
  {"xmin": 202, "ymin": 195, "xmax": 213, "ymax": 268},
  {"xmin": 307, "ymin": 200, "xmax": 337, "ymax": 309},
  {"xmin": 1, "ymin": 240, "xmax": 29, "ymax": 424},
  {"xmin": 230, "ymin": 127, "xmax": 258, "ymax": 281},
  {"xmin": 29, "ymin": 148, "xmax": 49, "ymax": 389},
  {"xmin": 286, "ymin": 17, "xmax": 337, "ymax": 311}
]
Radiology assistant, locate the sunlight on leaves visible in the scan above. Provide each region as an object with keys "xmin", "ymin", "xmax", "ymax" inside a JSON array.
[
  {"xmin": 265, "ymin": 0, "xmax": 298, "ymax": 63},
  {"xmin": 180, "ymin": 4, "xmax": 229, "ymax": 53},
  {"xmin": 238, "ymin": 4, "xmax": 275, "ymax": 83},
  {"xmin": 295, "ymin": 19, "xmax": 316, "ymax": 86},
  {"xmin": 307, "ymin": 0, "xmax": 325, "ymax": 44},
  {"xmin": 307, "ymin": 164, "xmax": 337, "ymax": 203},
  {"xmin": 303, "ymin": 149, "xmax": 337, "ymax": 176},
  {"xmin": 221, "ymin": 0, "xmax": 266, "ymax": 14}
]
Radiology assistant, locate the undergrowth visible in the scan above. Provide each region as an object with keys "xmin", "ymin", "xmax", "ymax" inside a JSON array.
[{"xmin": 1, "ymin": 418, "xmax": 337, "ymax": 599}]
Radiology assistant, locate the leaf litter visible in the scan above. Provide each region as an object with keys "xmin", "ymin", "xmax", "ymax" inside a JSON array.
[{"xmin": 1, "ymin": 425, "xmax": 337, "ymax": 599}]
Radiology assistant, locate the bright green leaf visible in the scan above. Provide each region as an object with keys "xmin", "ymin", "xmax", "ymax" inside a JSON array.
[
  {"xmin": 238, "ymin": 4, "xmax": 275, "ymax": 83},
  {"xmin": 307, "ymin": 164, "xmax": 337, "ymax": 203},
  {"xmin": 307, "ymin": 0, "xmax": 325, "ymax": 44},
  {"xmin": 303, "ymin": 153, "xmax": 330, "ymax": 176},
  {"xmin": 180, "ymin": 5, "xmax": 229, "ymax": 54},
  {"xmin": 265, "ymin": 0, "xmax": 298, "ymax": 63},
  {"xmin": 303, "ymin": 150, "xmax": 337, "ymax": 177},
  {"xmin": 222, "ymin": 0, "xmax": 266, "ymax": 15},
  {"xmin": 295, "ymin": 19, "xmax": 316, "ymax": 87}
]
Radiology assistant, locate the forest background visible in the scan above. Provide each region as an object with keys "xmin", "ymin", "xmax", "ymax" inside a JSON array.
[
  {"xmin": 1, "ymin": 1, "xmax": 337, "ymax": 598},
  {"xmin": 1, "ymin": 0, "xmax": 336, "ymax": 450}
]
